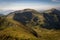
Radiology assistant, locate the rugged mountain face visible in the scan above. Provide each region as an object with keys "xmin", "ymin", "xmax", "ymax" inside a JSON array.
[
  {"xmin": 43, "ymin": 8, "xmax": 60, "ymax": 29},
  {"xmin": 7, "ymin": 8, "xmax": 60, "ymax": 29},
  {"xmin": 14, "ymin": 11, "xmax": 33, "ymax": 24},
  {"xmin": 14, "ymin": 11, "xmax": 39, "ymax": 25},
  {"xmin": 12, "ymin": 8, "xmax": 60, "ymax": 29},
  {"xmin": 0, "ymin": 9, "xmax": 41, "ymax": 39},
  {"xmin": 7, "ymin": 9, "xmax": 40, "ymax": 26},
  {"xmin": 9, "ymin": 9, "xmax": 41, "ymax": 37}
]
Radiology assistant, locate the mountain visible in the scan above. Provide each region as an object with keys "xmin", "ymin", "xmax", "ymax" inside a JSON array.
[
  {"xmin": 0, "ymin": 8, "xmax": 60, "ymax": 40},
  {"xmin": 7, "ymin": 9, "xmax": 41, "ymax": 26},
  {"xmin": 0, "ymin": 9, "xmax": 41, "ymax": 40},
  {"xmin": 43, "ymin": 8, "xmax": 60, "ymax": 29}
]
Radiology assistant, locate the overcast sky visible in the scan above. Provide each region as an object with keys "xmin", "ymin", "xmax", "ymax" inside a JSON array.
[{"xmin": 0, "ymin": 0, "xmax": 60, "ymax": 10}]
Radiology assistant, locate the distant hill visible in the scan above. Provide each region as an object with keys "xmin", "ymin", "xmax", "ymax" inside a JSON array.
[{"xmin": 0, "ymin": 14, "xmax": 4, "ymax": 16}]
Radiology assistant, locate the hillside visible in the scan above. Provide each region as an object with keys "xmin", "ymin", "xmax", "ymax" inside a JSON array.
[
  {"xmin": 43, "ymin": 8, "xmax": 60, "ymax": 29},
  {"xmin": 0, "ymin": 8, "xmax": 60, "ymax": 40},
  {"xmin": 0, "ymin": 14, "xmax": 39, "ymax": 40}
]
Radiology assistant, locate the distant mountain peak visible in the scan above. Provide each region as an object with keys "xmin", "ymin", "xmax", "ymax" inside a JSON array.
[
  {"xmin": 24, "ymin": 8, "xmax": 34, "ymax": 10},
  {"xmin": 0, "ymin": 14, "xmax": 4, "ymax": 16},
  {"xmin": 50, "ymin": 8, "xmax": 57, "ymax": 11},
  {"xmin": 45, "ymin": 8, "xmax": 59, "ymax": 13}
]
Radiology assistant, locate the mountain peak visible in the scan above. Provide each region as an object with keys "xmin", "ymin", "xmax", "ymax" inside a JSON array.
[
  {"xmin": 49, "ymin": 8, "xmax": 58, "ymax": 12},
  {"xmin": 50, "ymin": 8, "xmax": 57, "ymax": 11},
  {"xmin": 45, "ymin": 8, "xmax": 59, "ymax": 13}
]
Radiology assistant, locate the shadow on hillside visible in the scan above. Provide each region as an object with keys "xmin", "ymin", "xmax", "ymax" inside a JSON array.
[
  {"xmin": 42, "ymin": 13, "xmax": 60, "ymax": 30},
  {"xmin": 13, "ymin": 12, "xmax": 33, "ymax": 25}
]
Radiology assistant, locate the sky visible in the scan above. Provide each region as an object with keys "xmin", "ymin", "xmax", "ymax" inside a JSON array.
[{"xmin": 0, "ymin": 0, "xmax": 60, "ymax": 11}]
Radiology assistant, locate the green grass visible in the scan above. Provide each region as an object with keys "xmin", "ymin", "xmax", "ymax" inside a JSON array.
[
  {"xmin": 0, "ymin": 15, "xmax": 60, "ymax": 40},
  {"xmin": 33, "ymin": 26, "xmax": 60, "ymax": 40},
  {"xmin": 0, "ymin": 17, "xmax": 39, "ymax": 40}
]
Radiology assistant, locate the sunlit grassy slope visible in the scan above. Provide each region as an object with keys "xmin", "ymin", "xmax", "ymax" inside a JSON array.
[
  {"xmin": 0, "ymin": 16, "xmax": 39, "ymax": 40},
  {"xmin": 32, "ymin": 26, "xmax": 60, "ymax": 40}
]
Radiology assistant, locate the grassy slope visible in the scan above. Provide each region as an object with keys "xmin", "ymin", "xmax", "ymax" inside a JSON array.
[
  {"xmin": 31, "ymin": 11, "xmax": 60, "ymax": 40},
  {"xmin": 31, "ymin": 25, "xmax": 60, "ymax": 40},
  {"xmin": 28, "ymin": 10, "xmax": 60, "ymax": 40},
  {"xmin": 0, "ymin": 16, "xmax": 39, "ymax": 40}
]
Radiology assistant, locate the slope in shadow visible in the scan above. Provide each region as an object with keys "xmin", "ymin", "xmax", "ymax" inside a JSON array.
[
  {"xmin": 14, "ymin": 11, "xmax": 33, "ymax": 25},
  {"xmin": 42, "ymin": 9, "xmax": 60, "ymax": 29}
]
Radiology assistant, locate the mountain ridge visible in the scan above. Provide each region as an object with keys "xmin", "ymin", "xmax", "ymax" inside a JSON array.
[{"xmin": 0, "ymin": 8, "xmax": 60, "ymax": 40}]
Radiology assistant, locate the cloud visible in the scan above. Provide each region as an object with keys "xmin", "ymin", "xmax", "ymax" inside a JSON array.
[{"xmin": 52, "ymin": 0, "xmax": 60, "ymax": 2}]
